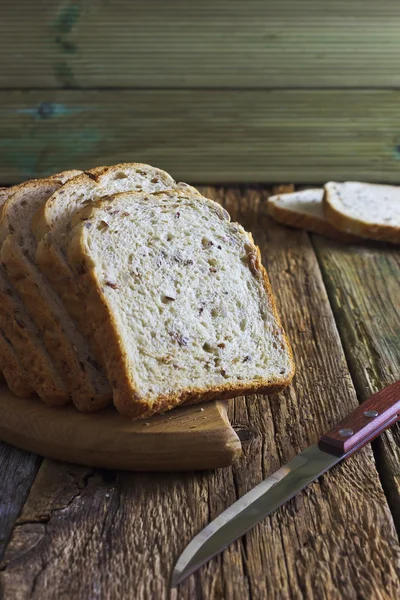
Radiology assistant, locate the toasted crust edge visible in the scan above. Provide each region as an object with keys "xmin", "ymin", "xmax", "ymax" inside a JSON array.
[
  {"xmin": 68, "ymin": 194, "xmax": 295, "ymax": 419},
  {"xmin": 267, "ymin": 193, "xmax": 360, "ymax": 243},
  {"xmin": 323, "ymin": 183, "xmax": 400, "ymax": 244}
]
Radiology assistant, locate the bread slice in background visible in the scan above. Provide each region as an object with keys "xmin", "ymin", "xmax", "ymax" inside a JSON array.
[
  {"xmin": 267, "ymin": 188, "xmax": 359, "ymax": 243},
  {"xmin": 33, "ymin": 163, "xmax": 203, "ymax": 412},
  {"xmin": 324, "ymin": 182, "xmax": 400, "ymax": 244},
  {"xmin": 68, "ymin": 190, "xmax": 295, "ymax": 419}
]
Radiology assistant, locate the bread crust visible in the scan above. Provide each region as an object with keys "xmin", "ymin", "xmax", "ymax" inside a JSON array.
[
  {"xmin": 268, "ymin": 193, "xmax": 360, "ymax": 243},
  {"xmin": 323, "ymin": 183, "xmax": 400, "ymax": 244},
  {"xmin": 68, "ymin": 192, "xmax": 295, "ymax": 419}
]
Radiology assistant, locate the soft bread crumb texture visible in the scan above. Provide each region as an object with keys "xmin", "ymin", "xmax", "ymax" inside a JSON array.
[
  {"xmin": 324, "ymin": 181, "xmax": 400, "ymax": 243},
  {"xmin": 72, "ymin": 192, "xmax": 294, "ymax": 415},
  {"xmin": 326, "ymin": 182, "xmax": 400, "ymax": 226},
  {"xmin": 42, "ymin": 164, "xmax": 179, "ymax": 252}
]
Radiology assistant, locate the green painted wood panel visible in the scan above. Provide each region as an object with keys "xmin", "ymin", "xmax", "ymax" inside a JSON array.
[
  {"xmin": 0, "ymin": 90, "xmax": 399, "ymax": 184},
  {"xmin": 1, "ymin": 0, "xmax": 400, "ymax": 89}
]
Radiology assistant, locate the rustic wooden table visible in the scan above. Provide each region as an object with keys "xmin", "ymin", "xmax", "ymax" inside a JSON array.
[{"xmin": 0, "ymin": 186, "xmax": 399, "ymax": 600}]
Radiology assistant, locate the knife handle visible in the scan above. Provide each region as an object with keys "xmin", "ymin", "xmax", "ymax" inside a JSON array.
[{"xmin": 318, "ymin": 381, "xmax": 400, "ymax": 457}]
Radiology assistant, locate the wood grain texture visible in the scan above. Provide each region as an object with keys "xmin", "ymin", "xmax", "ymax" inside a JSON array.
[
  {"xmin": 1, "ymin": 0, "xmax": 400, "ymax": 89},
  {"xmin": 0, "ymin": 443, "xmax": 40, "ymax": 561},
  {"xmin": 313, "ymin": 236, "xmax": 400, "ymax": 531},
  {"xmin": 1, "ymin": 90, "xmax": 400, "ymax": 184},
  {"xmin": 1, "ymin": 188, "xmax": 399, "ymax": 599},
  {"xmin": 0, "ymin": 392, "xmax": 241, "ymax": 471}
]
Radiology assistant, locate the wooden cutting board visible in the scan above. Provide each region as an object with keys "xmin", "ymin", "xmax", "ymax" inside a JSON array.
[{"xmin": 0, "ymin": 385, "xmax": 241, "ymax": 471}]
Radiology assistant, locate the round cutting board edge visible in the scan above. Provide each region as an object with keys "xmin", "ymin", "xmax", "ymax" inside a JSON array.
[{"xmin": 0, "ymin": 388, "xmax": 242, "ymax": 471}]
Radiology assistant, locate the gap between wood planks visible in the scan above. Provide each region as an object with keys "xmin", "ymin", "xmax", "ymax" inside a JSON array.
[{"xmin": 2, "ymin": 0, "xmax": 400, "ymax": 89}]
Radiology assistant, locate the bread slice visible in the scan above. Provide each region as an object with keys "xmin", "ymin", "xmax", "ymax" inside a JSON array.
[
  {"xmin": 0, "ymin": 188, "xmax": 35, "ymax": 398},
  {"xmin": 33, "ymin": 163, "xmax": 202, "ymax": 411},
  {"xmin": 267, "ymin": 189, "xmax": 359, "ymax": 243},
  {"xmin": 324, "ymin": 182, "xmax": 400, "ymax": 244},
  {"xmin": 68, "ymin": 190, "xmax": 295, "ymax": 419}
]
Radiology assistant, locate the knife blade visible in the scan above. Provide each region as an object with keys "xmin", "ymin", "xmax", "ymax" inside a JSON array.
[{"xmin": 171, "ymin": 380, "xmax": 400, "ymax": 587}]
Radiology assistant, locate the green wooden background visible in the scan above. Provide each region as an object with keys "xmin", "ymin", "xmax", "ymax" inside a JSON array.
[{"xmin": 1, "ymin": 0, "xmax": 400, "ymax": 183}]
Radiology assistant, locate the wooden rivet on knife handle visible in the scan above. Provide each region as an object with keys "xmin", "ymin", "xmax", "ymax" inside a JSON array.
[{"xmin": 318, "ymin": 380, "xmax": 400, "ymax": 457}]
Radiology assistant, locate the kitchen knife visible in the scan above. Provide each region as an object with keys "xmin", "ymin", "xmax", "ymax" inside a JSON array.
[{"xmin": 171, "ymin": 380, "xmax": 400, "ymax": 587}]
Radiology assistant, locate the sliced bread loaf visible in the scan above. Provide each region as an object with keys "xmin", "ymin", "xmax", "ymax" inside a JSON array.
[
  {"xmin": 324, "ymin": 182, "xmax": 400, "ymax": 244},
  {"xmin": 68, "ymin": 190, "xmax": 295, "ymax": 419},
  {"xmin": 267, "ymin": 189, "xmax": 359, "ymax": 242},
  {"xmin": 0, "ymin": 176, "xmax": 82, "ymax": 405},
  {"xmin": 0, "ymin": 188, "xmax": 34, "ymax": 398},
  {"xmin": 0, "ymin": 173, "xmax": 120, "ymax": 409},
  {"xmin": 33, "ymin": 163, "xmax": 202, "ymax": 411}
]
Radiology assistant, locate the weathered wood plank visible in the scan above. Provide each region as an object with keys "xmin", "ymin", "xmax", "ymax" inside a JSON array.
[
  {"xmin": 1, "ymin": 0, "xmax": 400, "ymax": 89},
  {"xmin": 1, "ymin": 188, "xmax": 399, "ymax": 599},
  {"xmin": 313, "ymin": 236, "xmax": 400, "ymax": 530},
  {"xmin": 1, "ymin": 90, "xmax": 400, "ymax": 184},
  {"xmin": 0, "ymin": 442, "xmax": 40, "ymax": 561}
]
